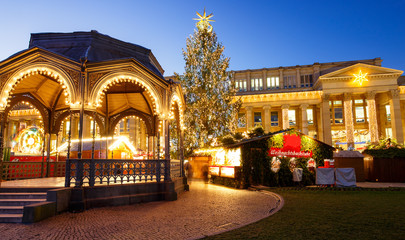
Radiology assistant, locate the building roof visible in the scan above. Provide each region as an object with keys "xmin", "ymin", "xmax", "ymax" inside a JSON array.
[
  {"xmin": 224, "ymin": 129, "xmax": 335, "ymax": 150},
  {"xmin": 231, "ymin": 58, "xmax": 382, "ymax": 73},
  {"xmin": 28, "ymin": 30, "xmax": 164, "ymax": 78}
]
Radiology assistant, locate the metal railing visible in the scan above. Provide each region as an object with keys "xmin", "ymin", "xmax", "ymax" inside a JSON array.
[
  {"xmin": 1, "ymin": 162, "xmax": 66, "ymax": 180},
  {"xmin": 65, "ymin": 159, "xmax": 172, "ymax": 187}
]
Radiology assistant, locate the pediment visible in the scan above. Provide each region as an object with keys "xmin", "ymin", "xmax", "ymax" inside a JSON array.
[{"xmin": 319, "ymin": 63, "xmax": 403, "ymax": 80}]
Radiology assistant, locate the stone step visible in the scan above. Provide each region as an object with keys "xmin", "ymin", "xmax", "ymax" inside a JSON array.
[
  {"xmin": 0, "ymin": 192, "xmax": 47, "ymax": 199},
  {"xmin": 0, "ymin": 206, "xmax": 24, "ymax": 214},
  {"xmin": 0, "ymin": 199, "xmax": 46, "ymax": 206},
  {"xmin": 0, "ymin": 214, "xmax": 23, "ymax": 223},
  {"xmin": 0, "ymin": 187, "xmax": 58, "ymax": 193}
]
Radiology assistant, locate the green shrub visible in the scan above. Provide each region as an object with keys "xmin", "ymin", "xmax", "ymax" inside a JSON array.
[
  {"xmin": 363, "ymin": 137, "xmax": 405, "ymax": 158},
  {"xmin": 220, "ymin": 135, "xmax": 236, "ymax": 145}
]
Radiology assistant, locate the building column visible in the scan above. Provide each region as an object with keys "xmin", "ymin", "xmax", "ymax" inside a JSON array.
[
  {"xmin": 378, "ymin": 104, "xmax": 386, "ymax": 139},
  {"xmin": 366, "ymin": 91, "xmax": 379, "ymax": 143},
  {"xmin": 281, "ymin": 105, "xmax": 289, "ymax": 129},
  {"xmin": 321, "ymin": 94, "xmax": 332, "ymax": 145},
  {"xmin": 263, "ymin": 105, "xmax": 271, "ymax": 133},
  {"xmin": 389, "ymin": 89, "xmax": 404, "ymax": 143},
  {"xmin": 313, "ymin": 63, "xmax": 320, "ymax": 82},
  {"xmin": 296, "ymin": 68, "xmax": 301, "ymax": 88},
  {"xmin": 316, "ymin": 104, "xmax": 323, "ymax": 140},
  {"xmin": 247, "ymin": 71, "xmax": 251, "ymax": 91},
  {"xmin": 246, "ymin": 106, "xmax": 253, "ymax": 129},
  {"xmin": 262, "ymin": 70, "xmax": 267, "ymax": 90},
  {"xmin": 0, "ymin": 111, "xmax": 5, "ymax": 164},
  {"xmin": 300, "ymin": 104, "xmax": 309, "ymax": 135},
  {"xmin": 279, "ymin": 68, "xmax": 284, "ymax": 89},
  {"xmin": 163, "ymin": 119, "xmax": 170, "ymax": 160},
  {"xmin": 344, "ymin": 93, "xmax": 355, "ymax": 149}
]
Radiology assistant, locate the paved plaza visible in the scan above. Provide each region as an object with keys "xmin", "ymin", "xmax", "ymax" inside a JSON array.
[{"xmin": 0, "ymin": 180, "xmax": 282, "ymax": 240}]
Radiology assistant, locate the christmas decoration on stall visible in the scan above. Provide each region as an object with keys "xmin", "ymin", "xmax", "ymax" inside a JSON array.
[{"xmin": 175, "ymin": 9, "xmax": 242, "ymax": 153}]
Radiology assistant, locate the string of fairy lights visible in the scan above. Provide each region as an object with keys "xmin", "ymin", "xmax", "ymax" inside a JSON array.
[{"xmin": 1, "ymin": 67, "xmax": 73, "ymax": 109}]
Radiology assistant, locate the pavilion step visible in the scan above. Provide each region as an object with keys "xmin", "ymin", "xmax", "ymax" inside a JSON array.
[
  {"xmin": 0, "ymin": 192, "xmax": 47, "ymax": 199},
  {"xmin": 0, "ymin": 187, "xmax": 57, "ymax": 193},
  {"xmin": 0, "ymin": 214, "xmax": 23, "ymax": 223},
  {"xmin": 0, "ymin": 206, "xmax": 24, "ymax": 214},
  {"xmin": 0, "ymin": 199, "xmax": 46, "ymax": 206}
]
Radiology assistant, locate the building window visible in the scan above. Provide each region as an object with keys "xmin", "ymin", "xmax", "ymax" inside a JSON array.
[
  {"xmin": 386, "ymin": 105, "xmax": 391, "ymax": 122},
  {"xmin": 288, "ymin": 109, "xmax": 296, "ymax": 126},
  {"xmin": 254, "ymin": 112, "xmax": 262, "ymax": 126},
  {"xmin": 266, "ymin": 76, "xmax": 279, "ymax": 89},
  {"xmin": 355, "ymin": 106, "xmax": 365, "ymax": 123},
  {"xmin": 235, "ymin": 79, "xmax": 247, "ymax": 92},
  {"xmin": 120, "ymin": 121, "xmax": 125, "ymax": 133},
  {"xmin": 271, "ymin": 111, "xmax": 279, "ymax": 126},
  {"xmin": 386, "ymin": 128, "xmax": 393, "ymax": 138},
  {"xmin": 238, "ymin": 113, "xmax": 246, "ymax": 128},
  {"xmin": 251, "ymin": 78, "xmax": 263, "ymax": 91},
  {"xmin": 330, "ymin": 100, "xmax": 343, "ymax": 124},
  {"xmin": 354, "ymin": 98, "xmax": 367, "ymax": 123},
  {"xmin": 65, "ymin": 121, "xmax": 70, "ymax": 132},
  {"xmin": 283, "ymin": 75, "xmax": 296, "ymax": 88},
  {"xmin": 300, "ymin": 74, "xmax": 313, "ymax": 87},
  {"xmin": 307, "ymin": 108, "xmax": 314, "ymax": 125}
]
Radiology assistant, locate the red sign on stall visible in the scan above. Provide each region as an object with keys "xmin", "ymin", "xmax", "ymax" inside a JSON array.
[{"xmin": 268, "ymin": 134, "xmax": 313, "ymax": 158}]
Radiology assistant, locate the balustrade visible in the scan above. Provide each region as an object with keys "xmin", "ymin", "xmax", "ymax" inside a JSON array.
[{"xmin": 65, "ymin": 159, "xmax": 172, "ymax": 187}]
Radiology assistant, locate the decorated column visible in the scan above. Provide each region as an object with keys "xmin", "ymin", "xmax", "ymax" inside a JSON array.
[
  {"xmin": 0, "ymin": 111, "xmax": 5, "ymax": 164},
  {"xmin": 263, "ymin": 105, "xmax": 271, "ymax": 132},
  {"xmin": 366, "ymin": 91, "xmax": 379, "ymax": 143},
  {"xmin": 321, "ymin": 94, "xmax": 332, "ymax": 145},
  {"xmin": 246, "ymin": 106, "xmax": 253, "ymax": 129},
  {"xmin": 281, "ymin": 104, "xmax": 289, "ymax": 129},
  {"xmin": 300, "ymin": 104, "xmax": 309, "ymax": 135},
  {"xmin": 344, "ymin": 93, "xmax": 355, "ymax": 148},
  {"xmin": 389, "ymin": 89, "xmax": 404, "ymax": 143}
]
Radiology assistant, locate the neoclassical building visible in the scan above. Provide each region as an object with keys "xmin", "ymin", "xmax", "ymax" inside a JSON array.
[
  {"xmin": 0, "ymin": 31, "xmax": 185, "ymax": 165},
  {"xmin": 233, "ymin": 58, "xmax": 405, "ymax": 149}
]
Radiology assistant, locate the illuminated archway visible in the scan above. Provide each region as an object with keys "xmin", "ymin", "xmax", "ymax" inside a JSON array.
[
  {"xmin": 0, "ymin": 63, "xmax": 77, "ymax": 110},
  {"xmin": 90, "ymin": 72, "xmax": 163, "ymax": 116}
]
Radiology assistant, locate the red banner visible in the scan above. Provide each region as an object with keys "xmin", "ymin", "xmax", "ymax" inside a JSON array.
[{"xmin": 268, "ymin": 134, "xmax": 313, "ymax": 158}]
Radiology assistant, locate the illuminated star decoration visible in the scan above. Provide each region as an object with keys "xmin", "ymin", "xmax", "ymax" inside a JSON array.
[
  {"xmin": 193, "ymin": 9, "xmax": 215, "ymax": 32},
  {"xmin": 353, "ymin": 70, "xmax": 368, "ymax": 86}
]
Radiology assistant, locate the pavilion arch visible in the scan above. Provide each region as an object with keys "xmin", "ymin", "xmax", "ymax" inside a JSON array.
[
  {"xmin": 89, "ymin": 72, "xmax": 163, "ymax": 116},
  {"xmin": 0, "ymin": 63, "xmax": 77, "ymax": 110},
  {"xmin": 52, "ymin": 110, "xmax": 106, "ymax": 136},
  {"xmin": 5, "ymin": 93, "xmax": 50, "ymax": 133},
  {"xmin": 108, "ymin": 108, "xmax": 155, "ymax": 136},
  {"xmin": 169, "ymin": 92, "xmax": 185, "ymax": 129}
]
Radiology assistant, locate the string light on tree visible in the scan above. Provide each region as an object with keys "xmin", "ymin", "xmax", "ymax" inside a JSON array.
[{"xmin": 175, "ymin": 10, "xmax": 242, "ymax": 152}]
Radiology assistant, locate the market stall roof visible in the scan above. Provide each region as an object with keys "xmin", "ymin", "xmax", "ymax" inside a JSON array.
[
  {"xmin": 57, "ymin": 137, "xmax": 139, "ymax": 153},
  {"xmin": 223, "ymin": 129, "xmax": 336, "ymax": 150}
]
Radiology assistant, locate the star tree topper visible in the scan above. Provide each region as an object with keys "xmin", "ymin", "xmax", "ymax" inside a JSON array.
[
  {"xmin": 193, "ymin": 9, "xmax": 215, "ymax": 32},
  {"xmin": 353, "ymin": 70, "xmax": 368, "ymax": 86}
]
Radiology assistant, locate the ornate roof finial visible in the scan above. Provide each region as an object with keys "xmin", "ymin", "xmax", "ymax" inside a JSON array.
[{"xmin": 193, "ymin": 9, "xmax": 215, "ymax": 32}]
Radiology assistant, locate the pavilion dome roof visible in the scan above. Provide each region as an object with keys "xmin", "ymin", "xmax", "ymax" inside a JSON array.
[{"xmin": 29, "ymin": 30, "xmax": 165, "ymax": 78}]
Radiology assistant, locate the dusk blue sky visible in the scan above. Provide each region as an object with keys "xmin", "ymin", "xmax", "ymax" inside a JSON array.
[{"xmin": 0, "ymin": 0, "xmax": 404, "ymax": 75}]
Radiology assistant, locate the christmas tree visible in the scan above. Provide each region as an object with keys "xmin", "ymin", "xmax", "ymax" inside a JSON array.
[{"xmin": 175, "ymin": 10, "xmax": 241, "ymax": 153}]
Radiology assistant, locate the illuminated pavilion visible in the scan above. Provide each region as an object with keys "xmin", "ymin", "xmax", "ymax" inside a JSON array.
[
  {"xmin": 233, "ymin": 58, "xmax": 405, "ymax": 149},
  {"xmin": 0, "ymin": 31, "xmax": 185, "ymax": 184}
]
